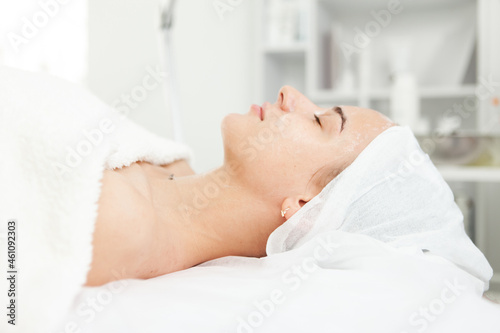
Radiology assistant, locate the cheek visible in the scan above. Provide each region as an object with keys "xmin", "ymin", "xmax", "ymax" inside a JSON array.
[
  {"xmin": 338, "ymin": 131, "xmax": 371, "ymax": 158},
  {"xmin": 278, "ymin": 126, "xmax": 322, "ymax": 159},
  {"xmin": 254, "ymin": 120, "xmax": 322, "ymax": 174},
  {"xmin": 267, "ymin": 117, "xmax": 312, "ymax": 149},
  {"xmin": 235, "ymin": 120, "xmax": 292, "ymax": 162},
  {"xmin": 222, "ymin": 115, "xmax": 324, "ymax": 191}
]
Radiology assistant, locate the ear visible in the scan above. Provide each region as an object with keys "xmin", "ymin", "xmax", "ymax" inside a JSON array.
[{"xmin": 280, "ymin": 195, "xmax": 313, "ymax": 220}]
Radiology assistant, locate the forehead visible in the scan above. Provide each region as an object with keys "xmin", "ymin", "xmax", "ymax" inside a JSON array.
[{"xmin": 340, "ymin": 106, "xmax": 394, "ymax": 130}]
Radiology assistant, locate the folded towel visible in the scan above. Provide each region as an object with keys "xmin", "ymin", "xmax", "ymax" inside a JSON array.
[
  {"xmin": 266, "ymin": 126, "xmax": 493, "ymax": 289},
  {"xmin": 0, "ymin": 66, "xmax": 191, "ymax": 333}
]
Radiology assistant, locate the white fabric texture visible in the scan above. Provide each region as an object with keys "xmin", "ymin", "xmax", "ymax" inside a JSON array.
[
  {"xmin": 267, "ymin": 126, "xmax": 493, "ymax": 289},
  {"xmin": 58, "ymin": 231, "xmax": 500, "ymax": 333},
  {"xmin": 0, "ymin": 66, "xmax": 192, "ymax": 333}
]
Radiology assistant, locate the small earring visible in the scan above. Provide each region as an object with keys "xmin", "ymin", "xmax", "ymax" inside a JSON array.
[{"xmin": 281, "ymin": 207, "xmax": 290, "ymax": 217}]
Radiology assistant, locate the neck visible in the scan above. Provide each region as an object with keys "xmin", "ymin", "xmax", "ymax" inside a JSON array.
[{"xmin": 153, "ymin": 165, "xmax": 280, "ymax": 272}]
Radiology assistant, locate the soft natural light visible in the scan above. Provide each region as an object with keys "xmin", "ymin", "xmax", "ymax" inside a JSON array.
[{"xmin": 0, "ymin": 0, "xmax": 87, "ymax": 84}]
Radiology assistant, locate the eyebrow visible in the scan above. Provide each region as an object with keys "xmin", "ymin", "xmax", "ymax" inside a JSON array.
[{"xmin": 333, "ymin": 106, "xmax": 346, "ymax": 132}]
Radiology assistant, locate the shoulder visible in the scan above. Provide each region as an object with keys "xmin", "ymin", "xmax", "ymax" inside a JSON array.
[
  {"xmin": 88, "ymin": 164, "xmax": 157, "ymax": 285},
  {"xmin": 98, "ymin": 163, "xmax": 156, "ymax": 227}
]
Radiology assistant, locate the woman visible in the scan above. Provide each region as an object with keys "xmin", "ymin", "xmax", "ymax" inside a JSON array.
[
  {"xmin": 87, "ymin": 86, "xmax": 395, "ymax": 286},
  {"xmin": 3, "ymin": 67, "xmax": 493, "ymax": 333}
]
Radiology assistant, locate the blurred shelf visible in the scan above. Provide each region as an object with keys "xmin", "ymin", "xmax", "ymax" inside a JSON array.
[
  {"xmin": 420, "ymin": 85, "xmax": 477, "ymax": 98},
  {"xmin": 308, "ymin": 85, "xmax": 477, "ymax": 104},
  {"xmin": 262, "ymin": 43, "xmax": 308, "ymax": 55},
  {"xmin": 370, "ymin": 85, "xmax": 476, "ymax": 100},
  {"xmin": 309, "ymin": 89, "xmax": 358, "ymax": 103},
  {"xmin": 318, "ymin": 0, "xmax": 474, "ymax": 12},
  {"xmin": 437, "ymin": 166, "xmax": 500, "ymax": 182}
]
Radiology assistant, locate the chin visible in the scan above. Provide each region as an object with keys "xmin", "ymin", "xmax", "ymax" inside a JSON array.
[
  {"xmin": 221, "ymin": 113, "xmax": 263, "ymax": 171},
  {"xmin": 221, "ymin": 113, "xmax": 251, "ymax": 147}
]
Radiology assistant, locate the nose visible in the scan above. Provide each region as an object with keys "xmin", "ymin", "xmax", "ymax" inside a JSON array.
[{"xmin": 277, "ymin": 86, "xmax": 316, "ymax": 114}]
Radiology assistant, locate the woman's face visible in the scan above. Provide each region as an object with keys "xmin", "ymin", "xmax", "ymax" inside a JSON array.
[{"xmin": 221, "ymin": 86, "xmax": 395, "ymax": 205}]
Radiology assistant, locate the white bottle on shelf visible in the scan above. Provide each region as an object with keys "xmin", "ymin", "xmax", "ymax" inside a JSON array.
[
  {"xmin": 388, "ymin": 40, "xmax": 421, "ymax": 132},
  {"xmin": 267, "ymin": 0, "xmax": 299, "ymax": 45},
  {"xmin": 390, "ymin": 72, "xmax": 419, "ymax": 125}
]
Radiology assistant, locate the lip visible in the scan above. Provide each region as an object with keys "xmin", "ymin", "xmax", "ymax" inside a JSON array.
[{"xmin": 250, "ymin": 104, "xmax": 263, "ymax": 120}]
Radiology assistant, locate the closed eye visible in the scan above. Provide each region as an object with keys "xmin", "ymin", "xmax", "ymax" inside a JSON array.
[{"xmin": 314, "ymin": 114, "xmax": 321, "ymax": 127}]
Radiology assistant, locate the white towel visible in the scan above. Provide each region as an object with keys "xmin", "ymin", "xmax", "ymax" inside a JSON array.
[
  {"xmin": 266, "ymin": 126, "xmax": 493, "ymax": 289},
  {"xmin": 0, "ymin": 66, "xmax": 192, "ymax": 333}
]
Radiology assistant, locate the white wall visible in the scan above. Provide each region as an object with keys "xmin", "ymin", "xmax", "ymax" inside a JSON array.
[
  {"xmin": 173, "ymin": 0, "xmax": 256, "ymax": 172},
  {"xmin": 0, "ymin": 0, "xmax": 87, "ymax": 84},
  {"xmin": 87, "ymin": 0, "xmax": 256, "ymax": 172},
  {"xmin": 87, "ymin": 0, "xmax": 173, "ymax": 151}
]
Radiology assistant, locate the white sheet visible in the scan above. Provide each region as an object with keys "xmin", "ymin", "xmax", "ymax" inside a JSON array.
[{"xmin": 58, "ymin": 231, "xmax": 500, "ymax": 333}]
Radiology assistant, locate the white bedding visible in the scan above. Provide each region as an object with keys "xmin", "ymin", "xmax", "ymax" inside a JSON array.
[{"xmin": 58, "ymin": 231, "xmax": 500, "ymax": 333}]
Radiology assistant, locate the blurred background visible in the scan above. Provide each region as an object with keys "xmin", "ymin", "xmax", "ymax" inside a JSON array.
[{"xmin": 1, "ymin": 0, "xmax": 499, "ymax": 292}]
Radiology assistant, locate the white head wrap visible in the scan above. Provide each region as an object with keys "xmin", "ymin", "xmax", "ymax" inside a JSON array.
[{"xmin": 267, "ymin": 126, "xmax": 493, "ymax": 288}]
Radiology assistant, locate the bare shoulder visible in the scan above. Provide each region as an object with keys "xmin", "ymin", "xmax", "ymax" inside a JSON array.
[
  {"xmin": 87, "ymin": 160, "xmax": 194, "ymax": 286},
  {"xmin": 87, "ymin": 163, "xmax": 156, "ymax": 285}
]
